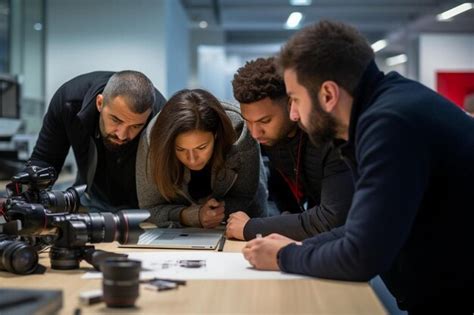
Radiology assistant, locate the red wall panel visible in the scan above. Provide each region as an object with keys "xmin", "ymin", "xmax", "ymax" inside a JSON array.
[{"xmin": 436, "ymin": 72, "xmax": 474, "ymax": 108}]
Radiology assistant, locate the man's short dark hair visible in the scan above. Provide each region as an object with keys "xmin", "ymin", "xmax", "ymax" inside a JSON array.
[
  {"xmin": 232, "ymin": 57, "xmax": 287, "ymax": 105},
  {"xmin": 277, "ymin": 20, "xmax": 374, "ymax": 96},
  {"xmin": 102, "ymin": 70, "xmax": 156, "ymax": 113}
]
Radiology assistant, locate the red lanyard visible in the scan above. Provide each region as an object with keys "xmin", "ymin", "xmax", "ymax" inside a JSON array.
[{"xmin": 277, "ymin": 131, "xmax": 305, "ymax": 211}]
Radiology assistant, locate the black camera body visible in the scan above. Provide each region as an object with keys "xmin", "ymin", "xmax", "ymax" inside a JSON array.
[
  {"xmin": 4, "ymin": 165, "xmax": 85, "ymax": 214},
  {"xmin": 0, "ymin": 165, "xmax": 149, "ymax": 273}
]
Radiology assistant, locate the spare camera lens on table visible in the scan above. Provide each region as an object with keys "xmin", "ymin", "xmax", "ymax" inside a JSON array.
[
  {"xmin": 0, "ymin": 235, "xmax": 38, "ymax": 274},
  {"xmin": 101, "ymin": 257, "xmax": 141, "ymax": 308}
]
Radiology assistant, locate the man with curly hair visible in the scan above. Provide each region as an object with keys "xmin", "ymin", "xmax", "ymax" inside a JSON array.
[{"xmin": 226, "ymin": 57, "xmax": 354, "ymax": 241}]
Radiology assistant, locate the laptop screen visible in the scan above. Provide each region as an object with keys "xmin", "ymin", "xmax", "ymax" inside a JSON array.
[{"xmin": 120, "ymin": 228, "xmax": 224, "ymax": 250}]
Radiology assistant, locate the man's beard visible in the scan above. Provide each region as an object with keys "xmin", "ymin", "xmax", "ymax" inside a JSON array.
[
  {"xmin": 261, "ymin": 121, "xmax": 297, "ymax": 147},
  {"xmin": 305, "ymin": 95, "xmax": 338, "ymax": 148},
  {"xmin": 99, "ymin": 116, "xmax": 131, "ymax": 152},
  {"xmin": 102, "ymin": 134, "xmax": 131, "ymax": 152}
]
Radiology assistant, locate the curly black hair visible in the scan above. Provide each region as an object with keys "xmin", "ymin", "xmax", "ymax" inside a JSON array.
[{"xmin": 232, "ymin": 57, "xmax": 287, "ymax": 104}]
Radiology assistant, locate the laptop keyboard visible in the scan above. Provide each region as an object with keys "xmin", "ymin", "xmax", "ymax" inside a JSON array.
[
  {"xmin": 139, "ymin": 230, "xmax": 180, "ymax": 243},
  {"xmin": 139, "ymin": 230, "xmax": 164, "ymax": 243},
  {"xmin": 156, "ymin": 232, "xmax": 179, "ymax": 240}
]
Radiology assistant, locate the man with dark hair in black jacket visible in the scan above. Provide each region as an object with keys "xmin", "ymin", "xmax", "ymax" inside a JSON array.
[
  {"xmin": 243, "ymin": 21, "xmax": 474, "ymax": 313},
  {"xmin": 28, "ymin": 71, "xmax": 166, "ymax": 211},
  {"xmin": 227, "ymin": 57, "xmax": 353, "ymax": 241}
]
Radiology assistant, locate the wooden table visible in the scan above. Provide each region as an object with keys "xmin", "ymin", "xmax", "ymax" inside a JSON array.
[{"xmin": 0, "ymin": 239, "xmax": 386, "ymax": 314}]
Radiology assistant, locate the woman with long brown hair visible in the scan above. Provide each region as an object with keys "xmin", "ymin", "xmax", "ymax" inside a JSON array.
[{"xmin": 136, "ymin": 89, "xmax": 267, "ymax": 228}]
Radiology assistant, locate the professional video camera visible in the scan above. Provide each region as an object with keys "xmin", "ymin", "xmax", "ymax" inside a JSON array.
[
  {"xmin": 3, "ymin": 165, "xmax": 85, "ymax": 213},
  {"xmin": 0, "ymin": 165, "xmax": 149, "ymax": 274}
]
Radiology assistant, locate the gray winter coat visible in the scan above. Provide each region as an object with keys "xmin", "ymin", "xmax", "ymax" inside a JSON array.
[{"xmin": 136, "ymin": 101, "xmax": 268, "ymax": 227}]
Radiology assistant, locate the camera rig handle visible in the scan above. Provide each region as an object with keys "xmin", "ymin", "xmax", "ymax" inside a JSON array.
[{"xmin": 10, "ymin": 166, "xmax": 57, "ymax": 191}]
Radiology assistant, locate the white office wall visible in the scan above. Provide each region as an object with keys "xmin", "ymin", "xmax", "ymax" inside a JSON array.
[
  {"xmin": 419, "ymin": 34, "xmax": 474, "ymax": 90},
  {"xmin": 189, "ymin": 29, "xmax": 225, "ymax": 89},
  {"xmin": 376, "ymin": 56, "xmax": 407, "ymax": 77},
  {"xmin": 405, "ymin": 38, "xmax": 420, "ymax": 81},
  {"xmin": 198, "ymin": 46, "xmax": 228, "ymax": 100},
  {"xmin": 46, "ymin": 0, "xmax": 190, "ymax": 105},
  {"xmin": 165, "ymin": 0, "xmax": 190, "ymax": 97},
  {"xmin": 197, "ymin": 44, "xmax": 280, "ymax": 101}
]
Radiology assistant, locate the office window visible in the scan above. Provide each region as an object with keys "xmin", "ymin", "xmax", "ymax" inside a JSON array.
[{"xmin": 0, "ymin": 0, "xmax": 10, "ymax": 73}]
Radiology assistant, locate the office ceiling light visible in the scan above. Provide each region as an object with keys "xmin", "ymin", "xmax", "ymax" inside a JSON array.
[
  {"xmin": 437, "ymin": 2, "xmax": 473, "ymax": 21},
  {"xmin": 290, "ymin": 0, "xmax": 312, "ymax": 5},
  {"xmin": 286, "ymin": 12, "xmax": 303, "ymax": 29},
  {"xmin": 33, "ymin": 23, "xmax": 43, "ymax": 31},
  {"xmin": 199, "ymin": 21, "xmax": 208, "ymax": 29},
  {"xmin": 386, "ymin": 54, "xmax": 407, "ymax": 67},
  {"xmin": 371, "ymin": 40, "xmax": 387, "ymax": 53}
]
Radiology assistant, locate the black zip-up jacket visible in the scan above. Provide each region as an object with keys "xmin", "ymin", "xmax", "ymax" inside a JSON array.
[
  {"xmin": 265, "ymin": 130, "xmax": 321, "ymax": 214},
  {"xmin": 29, "ymin": 71, "xmax": 166, "ymax": 208},
  {"xmin": 278, "ymin": 61, "xmax": 474, "ymax": 312},
  {"xmin": 243, "ymin": 129, "xmax": 354, "ymax": 241}
]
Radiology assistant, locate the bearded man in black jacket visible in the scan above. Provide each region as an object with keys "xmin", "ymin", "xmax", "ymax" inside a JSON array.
[
  {"xmin": 227, "ymin": 57, "xmax": 353, "ymax": 241},
  {"xmin": 243, "ymin": 21, "xmax": 474, "ymax": 314},
  {"xmin": 28, "ymin": 70, "xmax": 166, "ymax": 211}
]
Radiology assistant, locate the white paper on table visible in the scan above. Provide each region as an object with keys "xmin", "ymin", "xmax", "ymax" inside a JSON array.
[
  {"xmin": 82, "ymin": 269, "xmax": 157, "ymax": 280},
  {"xmin": 82, "ymin": 252, "xmax": 307, "ymax": 280}
]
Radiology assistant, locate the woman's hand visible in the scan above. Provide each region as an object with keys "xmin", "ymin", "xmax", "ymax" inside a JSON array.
[{"xmin": 199, "ymin": 198, "xmax": 225, "ymax": 228}]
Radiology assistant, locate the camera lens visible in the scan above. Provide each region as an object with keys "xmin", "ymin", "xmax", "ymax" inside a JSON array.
[
  {"xmin": 0, "ymin": 239, "xmax": 38, "ymax": 275},
  {"xmin": 104, "ymin": 210, "xmax": 150, "ymax": 244},
  {"xmin": 78, "ymin": 210, "xmax": 150, "ymax": 244},
  {"xmin": 45, "ymin": 210, "xmax": 149, "ymax": 246},
  {"xmin": 40, "ymin": 184, "xmax": 86, "ymax": 213},
  {"xmin": 45, "ymin": 210, "xmax": 149, "ymax": 270},
  {"xmin": 49, "ymin": 246, "xmax": 82, "ymax": 270},
  {"xmin": 101, "ymin": 257, "xmax": 141, "ymax": 308}
]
